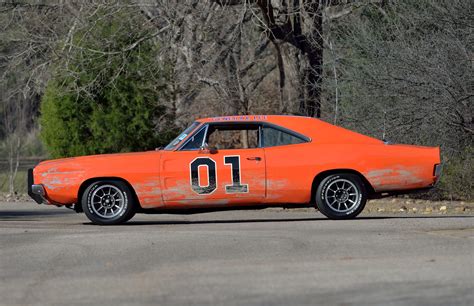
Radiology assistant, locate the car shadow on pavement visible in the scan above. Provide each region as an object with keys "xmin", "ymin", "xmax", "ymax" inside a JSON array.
[
  {"xmin": 117, "ymin": 215, "xmax": 474, "ymax": 226},
  {"xmin": 0, "ymin": 209, "xmax": 74, "ymax": 220},
  {"xmin": 104, "ymin": 217, "xmax": 328, "ymax": 226}
]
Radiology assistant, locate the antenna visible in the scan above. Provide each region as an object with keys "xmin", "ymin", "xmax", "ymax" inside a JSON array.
[{"xmin": 382, "ymin": 110, "xmax": 387, "ymax": 143}]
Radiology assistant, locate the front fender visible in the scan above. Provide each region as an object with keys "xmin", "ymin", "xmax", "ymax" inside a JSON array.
[{"xmin": 33, "ymin": 151, "xmax": 164, "ymax": 207}]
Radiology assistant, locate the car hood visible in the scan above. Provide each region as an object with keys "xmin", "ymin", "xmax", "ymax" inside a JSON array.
[{"xmin": 35, "ymin": 151, "xmax": 161, "ymax": 174}]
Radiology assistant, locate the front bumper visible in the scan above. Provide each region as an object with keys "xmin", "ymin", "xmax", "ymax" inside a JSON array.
[
  {"xmin": 27, "ymin": 168, "xmax": 48, "ymax": 204},
  {"xmin": 433, "ymin": 163, "xmax": 442, "ymax": 186}
]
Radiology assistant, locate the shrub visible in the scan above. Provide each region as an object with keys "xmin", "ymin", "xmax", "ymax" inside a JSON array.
[{"xmin": 40, "ymin": 7, "xmax": 176, "ymax": 158}]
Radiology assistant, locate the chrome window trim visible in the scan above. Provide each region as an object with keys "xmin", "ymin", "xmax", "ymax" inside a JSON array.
[{"xmin": 201, "ymin": 124, "xmax": 209, "ymax": 147}]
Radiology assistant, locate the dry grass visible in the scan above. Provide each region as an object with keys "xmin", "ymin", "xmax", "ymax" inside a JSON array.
[{"xmin": 0, "ymin": 171, "xmax": 27, "ymax": 194}]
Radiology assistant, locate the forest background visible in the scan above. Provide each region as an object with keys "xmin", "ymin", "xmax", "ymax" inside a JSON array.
[{"xmin": 0, "ymin": 0, "xmax": 472, "ymax": 200}]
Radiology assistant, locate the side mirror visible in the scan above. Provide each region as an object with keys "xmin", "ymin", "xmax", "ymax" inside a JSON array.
[{"xmin": 199, "ymin": 143, "xmax": 218, "ymax": 154}]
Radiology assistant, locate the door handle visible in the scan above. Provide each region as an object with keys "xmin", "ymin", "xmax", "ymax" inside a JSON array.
[{"xmin": 247, "ymin": 156, "xmax": 262, "ymax": 161}]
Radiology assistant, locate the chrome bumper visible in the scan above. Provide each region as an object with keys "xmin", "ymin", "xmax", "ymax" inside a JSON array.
[
  {"xmin": 27, "ymin": 168, "xmax": 48, "ymax": 204},
  {"xmin": 433, "ymin": 163, "xmax": 443, "ymax": 186}
]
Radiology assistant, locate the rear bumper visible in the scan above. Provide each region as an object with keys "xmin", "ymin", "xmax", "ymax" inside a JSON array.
[
  {"xmin": 27, "ymin": 168, "xmax": 48, "ymax": 204},
  {"xmin": 433, "ymin": 163, "xmax": 442, "ymax": 186}
]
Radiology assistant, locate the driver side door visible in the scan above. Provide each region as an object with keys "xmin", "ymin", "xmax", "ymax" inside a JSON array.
[{"xmin": 160, "ymin": 123, "xmax": 266, "ymax": 206}]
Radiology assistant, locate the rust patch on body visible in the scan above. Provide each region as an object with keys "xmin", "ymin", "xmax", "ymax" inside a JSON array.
[
  {"xmin": 171, "ymin": 199, "xmax": 231, "ymax": 206},
  {"xmin": 40, "ymin": 168, "xmax": 85, "ymax": 191},
  {"xmin": 132, "ymin": 176, "xmax": 163, "ymax": 208},
  {"xmin": 267, "ymin": 179, "xmax": 290, "ymax": 190},
  {"xmin": 266, "ymin": 179, "xmax": 290, "ymax": 200},
  {"xmin": 366, "ymin": 166, "xmax": 426, "ymax": 191},
  {"xmin": 163, "ymin": 179, "xmax": 195, "ymax": 200}
]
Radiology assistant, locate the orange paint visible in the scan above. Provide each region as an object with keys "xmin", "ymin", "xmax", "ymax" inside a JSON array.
[{"xmin": 32, "ymin": 116, "xmax": 441, "ymax": 209}]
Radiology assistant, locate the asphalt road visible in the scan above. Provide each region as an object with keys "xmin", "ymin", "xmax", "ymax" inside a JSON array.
[{"xmin": 1, "ymin": 201, "xmax": 473, "ymax": 306}]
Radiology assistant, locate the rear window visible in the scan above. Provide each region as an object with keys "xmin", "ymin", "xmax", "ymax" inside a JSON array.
[{"xmin": 262, "ymin": 126, "xmax": 307, "ymax": 147}]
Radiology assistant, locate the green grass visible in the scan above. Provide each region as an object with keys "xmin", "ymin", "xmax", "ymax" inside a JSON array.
[{"xmin": 0, "ymin": 171, "xmax": 27, "ymax": 194}]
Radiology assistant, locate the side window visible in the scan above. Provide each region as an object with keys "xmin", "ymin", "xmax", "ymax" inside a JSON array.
[
  {"xmin": 263, "ymin": 127, "xmax": 306, "ymax": 147},
  {"xmin": 181, "ymin": 127, "xmax": 206, "ymax": 150},
  {"xmin": 207, "ymin": 126, "xmax": 259, "ymax": 150}
]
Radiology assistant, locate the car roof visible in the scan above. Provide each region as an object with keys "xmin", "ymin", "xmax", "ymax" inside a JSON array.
[
  {"xmin": 197, "ymin": 115, "xmax": 319, "ymax": 134},
  {"xmin": 197, "ymin": 115, "xmax": 381, "ymax": 144}
]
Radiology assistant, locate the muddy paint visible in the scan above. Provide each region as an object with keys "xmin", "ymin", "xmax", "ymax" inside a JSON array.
[{"xmin": 366, "ymin": 165, "xmax": 429, "ymax": 191}]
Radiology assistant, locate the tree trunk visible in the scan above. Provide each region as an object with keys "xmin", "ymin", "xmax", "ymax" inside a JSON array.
[
  {"xmin": 301, "ymin": 1, "xmax": 323, "ymax": 118},
  {"xmin": 302, "ymin": 48, "xmax": 323, "ymax": 118}
]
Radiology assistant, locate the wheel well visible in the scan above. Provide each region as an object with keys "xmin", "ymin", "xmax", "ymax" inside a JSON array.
[
  {"xmin": 77, "ymin": 177, "xmax": 141, "ymax": 212},
  {"xmin": 310, "ymin": 169, "xmax": 375, "ymax": 203}
]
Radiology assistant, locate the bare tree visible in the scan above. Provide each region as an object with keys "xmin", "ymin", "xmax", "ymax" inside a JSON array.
[
  {"xmin": 138, "ymin": 0, "xmax": 279, "ymax": 123},
  {"xmin": 0, "ymin": 1, "xmax": 76, "ymax": 194},
  {"xmin": 210, "ymin": 0, "xmax": 387, "ymax": 117}
]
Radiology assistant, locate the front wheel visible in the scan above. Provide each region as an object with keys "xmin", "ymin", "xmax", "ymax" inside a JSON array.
[
  {"xmin": 315, "ymin": 173, "xmax": 367, "ymax": 220},
  {"xmin": 82, "ymin": 180, "xmax": 136, "ymax": 225}
]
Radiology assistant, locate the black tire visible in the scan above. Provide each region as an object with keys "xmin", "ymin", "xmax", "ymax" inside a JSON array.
[
  {"xmin": 82, "ymin": 180, "xmax": 136, "ymax": 225},
  {"xmin": 315, "ymin": 173, "xmax": 367, "ymax": 220}
]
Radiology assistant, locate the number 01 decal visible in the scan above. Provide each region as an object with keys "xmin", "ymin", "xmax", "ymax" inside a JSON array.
[
  {"xmin": 224, "ymin": 156, "xmax": 248, "ymax": 193},
  {"xmin": 190, "ymin": 157, "xmax": 217, "ymax": 194},
  {"xmin": 189, "ymin": 156, "xmax": 249, "ymax": 195}
]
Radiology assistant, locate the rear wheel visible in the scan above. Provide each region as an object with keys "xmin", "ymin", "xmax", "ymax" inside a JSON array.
[
  {"xmin": 315, "ymin": 173, "xmax": 367, "ymax": 220},
  {"xmin": 82, "ymin": 180, "xmax": 136, "ymax": 225}
]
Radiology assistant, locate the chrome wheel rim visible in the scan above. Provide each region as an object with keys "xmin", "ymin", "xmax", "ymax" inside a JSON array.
[
  {"xmin": 324, "ymin": 179, "xmax": 360, "ymax": 213},
  {"xmin": 91, "ymin": 185, "xmax": 125, "ymax": 219}
]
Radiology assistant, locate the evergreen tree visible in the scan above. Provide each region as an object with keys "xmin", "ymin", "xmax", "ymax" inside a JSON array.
[{"xmin": 40, "ymin": 8, "xmax": 175, "ymax": 158}]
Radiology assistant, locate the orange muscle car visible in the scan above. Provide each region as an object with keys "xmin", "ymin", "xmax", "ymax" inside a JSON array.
[{"xmin": 28, "ymin": 115, "xmax": 441, "ymax": 224}]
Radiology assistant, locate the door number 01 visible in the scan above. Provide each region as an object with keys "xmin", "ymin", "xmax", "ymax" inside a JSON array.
[{"xmin": 190, "ymin": 156, "xmax": 249, "ymax": 195}]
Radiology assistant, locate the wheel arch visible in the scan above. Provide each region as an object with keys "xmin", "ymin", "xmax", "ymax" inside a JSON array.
[
  {"xmin": 310, "ymin": 169, "xmax": 375, "ymax": 203},
  {"xmin": 77, "ymin": 177, "xmax": 141, "ymax": 212}
]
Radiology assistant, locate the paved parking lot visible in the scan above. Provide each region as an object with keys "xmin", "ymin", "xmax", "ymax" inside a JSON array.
[{"xmin": 1, "ymin": 201, "xmax": 473, "ymax": 305}]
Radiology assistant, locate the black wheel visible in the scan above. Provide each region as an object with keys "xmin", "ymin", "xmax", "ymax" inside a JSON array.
[
  {"xmin": 315, "ymin": 173, "xmax": 367, "ymax": 220},
  {"xmin": 82, "ymin": 180, "xmax": 136, "ymax": 225}
]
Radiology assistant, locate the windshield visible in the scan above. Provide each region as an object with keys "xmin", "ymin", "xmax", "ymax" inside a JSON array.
[{"xmin": 164, "ymin": 122, "xmax": 200, "ymax": 150}]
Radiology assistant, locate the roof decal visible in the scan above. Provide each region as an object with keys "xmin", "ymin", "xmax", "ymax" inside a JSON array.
[{"xmin": 211, "ymin": 115, "xmax": 268, "ymax": 121}]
